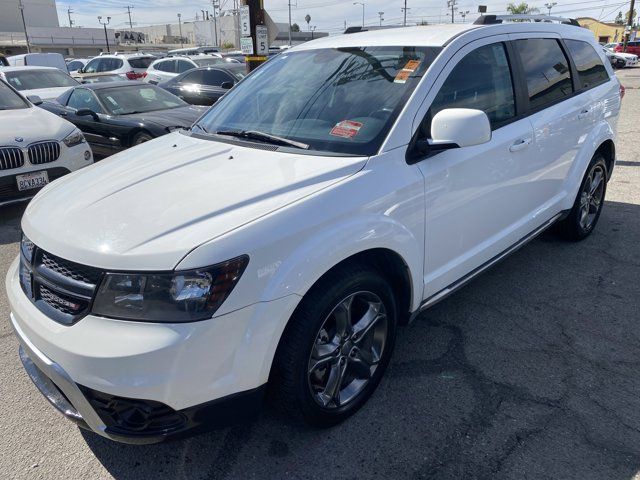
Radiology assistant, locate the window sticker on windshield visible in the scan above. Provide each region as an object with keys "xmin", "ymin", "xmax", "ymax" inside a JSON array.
[
  {"xmin": 330, "ymin": 120, "xmax": 363, "ymax": 139},
  {"xmin": 394, "ymin": 70, "xmax": 411, "ymax": 84},
  {"xmin": 403, "ymin": 60, "xmax": 421, "ymax": 72}
]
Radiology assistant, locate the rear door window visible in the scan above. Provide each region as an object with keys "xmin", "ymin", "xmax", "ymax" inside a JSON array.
[
  {"xmin": 98, "ymin": 58, "xmax": 123, "ymax": 72},
  {"xmin": 202, "ymin": 69, "xmax": 233, "ymax": 86},
  {"xmin": 176, "ymin": 60, "xmax": 194, "ymax": 73},
  {"xmin": 429, "ymin": 42, "xmax": 516, "ymax": 128},
  {"xmin": 180, "ymin": 70, "xmax": 204, "ymax": 84},
  {"xmin": 565, "ymin": 39, "xmax": 609, "ymax": 90},
  {"xmin": 514, "ymin": 38, "xmax": 573, "ymax": 110}
]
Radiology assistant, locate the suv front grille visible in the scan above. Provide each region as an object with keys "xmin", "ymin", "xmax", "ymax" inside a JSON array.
[
  {"xmin": 0, "ymin": 147, "xmax": 25, "ymax": 170},
  {"xmin": 20, "ymin": 238, "xmax": 104, "ymax": 325},
  {"xmin": 28, "ymin": 141, "xmax": 61, "ymax": 165}
]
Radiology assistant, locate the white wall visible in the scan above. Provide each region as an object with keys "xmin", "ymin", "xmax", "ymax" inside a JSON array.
[{"xmin": 0, "ymin": 0, "xmax": 59, "ymax": 32}]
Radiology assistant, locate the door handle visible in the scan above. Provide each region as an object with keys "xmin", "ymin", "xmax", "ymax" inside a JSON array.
[
  {"xmin": 578, "ymin": 109, "xmax": 591, "ymax": 120},
  {"xmin": 509, "ymin": 138, "xmax": 532, "ymax": 152}
]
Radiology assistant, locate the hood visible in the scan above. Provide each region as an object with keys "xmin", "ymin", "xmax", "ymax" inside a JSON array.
[
  {"xmin": 23, "ymin": 132, "xmax": 367, "ymax": 270},
  {"xmin": 0, "ymin": 106, "xmax": 74, "ymax": 145},
  {"xmin": 22, "ymin": 86, "xmax": 74, "ymax": 101},
  {"xmin": 123, "ymin": 105, "xmax": 207, "ymax": 128},
  {"xmin": 614, "ymin": 52, "xmax": 636, "ymax": 59}
]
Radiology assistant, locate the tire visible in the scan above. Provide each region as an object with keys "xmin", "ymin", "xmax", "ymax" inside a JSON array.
[
  {"xmin": 269, "ymin": 263, "xmax": 397, "ymax": 426},
  {"xmin": 555, "ymin": 154, "xmax": 608, "ymax": 241},
  {"xmin": 132, "ymin": 131, "xmax": 153, "ymax": 146}
]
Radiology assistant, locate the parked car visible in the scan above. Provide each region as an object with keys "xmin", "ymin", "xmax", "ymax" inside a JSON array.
[
  {"xmin": 66, "ymin": 58, "xmax": 89, "ymax": 75},
  {"xmin": 8, "ymin": 17, "xmax": 621, "ymax": 444},
  {"xmin": 145, "ymin": 55, "xmax": 229, "ymax": 84},
  {"xmin": 72, "ymin": 54, "xmax": 155, "ymax": 82},
  {"xmin": 0, "ymin": 66, "xmax": 79, "ymax": 100},
  {"xmin": 0, "ymin": 79, "xmax": 92, "ymax": 206},
  {"xmin": 79, "ymin": 74, "xmax": 123, "ymax": 84},
  {"xmin": 0, "ymin": 54, "xmax": 8, "ymax": 66},
  {"xmin": 168, "ymin": 46, "xmax": 220, "ymax": 56},
  {"xmin": 158, "ymin": 65, "xmax": 245, "ymax": 105},
  {"xmin": 603, "ymin": 47, "xmax": 638, "ymax": 68},
  {"xmin": 6, "ymin": 53, "xmax": 68, "ymax": 72},
  {"xmin": 40, "ymin": 82, "xmax": 206, "ymax": 157},
  {"xmin": 614, "ymin": 41, "xmax": 640, "ymax": 55}
]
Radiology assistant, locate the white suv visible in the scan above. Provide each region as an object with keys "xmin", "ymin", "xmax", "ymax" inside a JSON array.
[
  {"xmin": 0, "ymin": 80, "xmax": 93, "ymax": 206},
  {"xmin": 7, "ymin": 17, "xmax": 621, "ymax": 443},
  {"xmin": 144, "ymin": 55, "xmax": 226, "ymax": 84},
  {"xmin": 72, "ymin": 54, "xmax": 155, "ymax": 82}
]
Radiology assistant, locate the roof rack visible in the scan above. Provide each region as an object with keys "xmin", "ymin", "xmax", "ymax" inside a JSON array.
[{"xmin": 474, "ymin": 14, "xmax": 580, "ymax": 26}]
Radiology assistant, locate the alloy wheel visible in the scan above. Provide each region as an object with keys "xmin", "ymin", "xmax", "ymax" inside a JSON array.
[
  {"xmin": 579, "ymin": 164, "xmax": 605, "ymax": 231},
  {"xmin": 307, "ymin": 291, "xmax": 388, "ymax": 409}
]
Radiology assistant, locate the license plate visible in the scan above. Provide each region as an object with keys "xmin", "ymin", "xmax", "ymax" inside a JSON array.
[{"xmin": 16, "ymin": 171, "xmax": 49, "ymax": 191}]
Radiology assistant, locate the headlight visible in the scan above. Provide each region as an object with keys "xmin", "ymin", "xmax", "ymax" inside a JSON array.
[
  {"xmin": 63, "ymin": 129, "xmax": 86, "ymax": 148},
  {"xmin": 91, "ymin": 255, "xmax": 249, "ymax": 322}
]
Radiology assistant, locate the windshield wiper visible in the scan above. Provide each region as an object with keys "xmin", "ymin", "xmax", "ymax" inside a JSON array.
[{"xmin": 216, "ymin": 130, "xmax": 309, "ymax": 150}]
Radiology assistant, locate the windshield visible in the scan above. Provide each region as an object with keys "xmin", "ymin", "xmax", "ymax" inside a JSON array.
[
  {"xmin": 193, "ymin": 57, "xmax": 225, "ymax": 67},
  {"xmin": 5, "ymin": 69, "xmax": 78, "ymax": 91},
  {"xmin": 95, "ymin": 85, "xmax": 186, "ymax": 115},
  {"xmin": 0, "ymin": 81, "xmax": 29, "ymax": 110},
  {"xmin": 194, "ymin": 46, "xmax": 440, "ymax": 155}
]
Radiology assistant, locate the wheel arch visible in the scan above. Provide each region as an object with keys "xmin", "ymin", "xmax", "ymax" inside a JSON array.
[{"xmin": 594, "ymin": 138, "xmax": 615, "ymax": 180}]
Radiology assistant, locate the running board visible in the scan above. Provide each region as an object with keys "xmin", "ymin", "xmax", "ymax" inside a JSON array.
[{"xmin": 409, "ymin": 211, "xmax": 566, "ymax": 323}]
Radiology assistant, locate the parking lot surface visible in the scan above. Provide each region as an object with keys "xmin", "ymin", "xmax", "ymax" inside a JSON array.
[{"xmin": 1, "ymin": 69, "xmax": 639, "ymax": 480}]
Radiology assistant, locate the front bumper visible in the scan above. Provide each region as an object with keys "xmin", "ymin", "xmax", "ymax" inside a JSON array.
[{"xmin": 6, "ymin": 257, "xmax": 301, "ymax": 443}]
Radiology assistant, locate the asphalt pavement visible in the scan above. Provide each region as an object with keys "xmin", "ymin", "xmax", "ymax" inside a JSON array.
[{"xmin": 0, "ymin": 69, "xmax": 639, "ymax": 480}]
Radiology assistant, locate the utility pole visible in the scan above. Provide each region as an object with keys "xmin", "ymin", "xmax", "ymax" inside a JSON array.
[
  {"xmin": 447, "ymin": 0, "xmax": 458, "ymax": 23},
  {"xmin": 544, "ymin": 2, "xmax": 557, "ymax": 15},
  {"xmin": 125, "ymin": 6, "xmax": 134, "ymax": 30},
  {"xmin": 67, "ymin": 7, "xmax": 74, "ymax": 28},
  {"xmin": 624, "ymin": 0, "xmax": 636, "ymax": 52},
  {"xmin": 378, "ymin": 11, "xmax": 384, "ymax": 25},
  {"xmin": 311, "ymin": 25, "xmax": 316, "ymax": 39},
  {"xmin": 18, "ymin": 0, "xmax": 31, "ymax": 53},
  {"xmin": 97, "ymin": 16, "xmax": 111, "ymax": 53},
  {"xmin": 401, "ymin": 0, "xmax": 409, "ymax": 26},
  {"xmin": 177, "ymin": 13, "xmax": 183, "ymax": 48},
  {"xmin": 212, "ymin": 0, "xmax": 219, "ymax": 46},
  {"xmin": 243, "ymin": 0, "xmax": 267, "ymax": 72},
  {"xmin": 288, "ymin": 0, "xmax": 292, "ymax": 46},
  {"xmin": 354, "ymin": 2, "xmax": 365, "ymax": 28}
]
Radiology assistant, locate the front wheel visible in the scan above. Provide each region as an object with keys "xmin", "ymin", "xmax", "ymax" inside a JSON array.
[
  {"xmin": 270, "ymin": 264, "xmax": 397, "ymax": 426},
  {"xmin": 555, "ymin": 155, "xmax": 607, "ymax": 241},
  {"xmin": 132, "ymin": 131, "xmax": 153, "ymax": 146}
]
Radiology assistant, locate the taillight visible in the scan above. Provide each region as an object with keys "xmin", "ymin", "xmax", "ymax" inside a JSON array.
[
  {"xmin": 620, "ymin": 83, "xmax": 626, "ymax": 100},
  {"xmin": 125, "ymin": 71, "xmax": 146, "ymax": 80}
]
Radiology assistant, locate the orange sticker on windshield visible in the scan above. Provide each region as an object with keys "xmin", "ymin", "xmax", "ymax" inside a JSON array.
[
  {"xmin": 330, "ymin": 120, "xmax": 363, "ymax": 139},
  {"xmin": 403, "ymin": 60, "xmax": 421, "ymax": 72},
  {"xmin": 394, "ymin": 70, "xmax": 411, "ymax": 84}
]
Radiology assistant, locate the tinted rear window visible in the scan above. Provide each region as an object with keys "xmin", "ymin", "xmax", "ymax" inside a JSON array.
[
  {"xmin": 514, "ymin": 38, "xmax": 573, "ymax": 110},
  {"xmin": 565, "ymin": 40, "xmax": 609, "ymax": 90},
  {"xmin": 128, "ymin": 57, "xmax": 154, "ymax": 69}
]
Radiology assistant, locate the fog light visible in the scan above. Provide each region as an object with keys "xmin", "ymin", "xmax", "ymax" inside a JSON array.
[{"xmin": 84, "ymin": 150, "xmax": 91, "ymax": 161}]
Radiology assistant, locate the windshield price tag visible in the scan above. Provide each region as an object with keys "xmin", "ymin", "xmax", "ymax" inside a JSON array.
[
  {"xmin": 330, "ymin": 120, "xmax": 363, "ymax": 139},
  {"xmin": 394, "ymin": 59, "xmax": 421, "ymax": 84}
]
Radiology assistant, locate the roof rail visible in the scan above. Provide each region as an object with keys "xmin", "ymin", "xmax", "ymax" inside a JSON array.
[{"xmin": 474, "ymin": 14, "xmax": 580, "ymax": 26}]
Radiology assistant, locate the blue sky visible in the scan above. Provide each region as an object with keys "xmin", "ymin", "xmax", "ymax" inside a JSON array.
[{"xmin": 55, "ymin": 0, "xmax": 627, "ymax": 34}]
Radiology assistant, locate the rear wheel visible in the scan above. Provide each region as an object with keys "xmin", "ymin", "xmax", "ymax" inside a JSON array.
[
  {"xmin": 270, "ymin": 264, "xmax": 397, "ymax": 426},
  {"xmin": 555, "ymin": 155, "xmax": 607, "ymax": 241}
]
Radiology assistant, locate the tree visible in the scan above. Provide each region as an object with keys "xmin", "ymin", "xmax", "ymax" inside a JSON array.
[
  {"xmin": 291, "ymin": 23, "xmax": 300, "ymax": 32},
  {"xmin": 506, "ymin": 2, "xmax": 540, "ymax": 14},
  {"xmin": 615, "ymin": 11, "xmax": 624, "ymax": 25},
  {"xmin": 305, "ymin": 14, "xmax": 311, "ymax": 30}
]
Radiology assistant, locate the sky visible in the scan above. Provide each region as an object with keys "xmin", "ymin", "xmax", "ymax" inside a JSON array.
[{"xmin": 54, "ymin": 0, "xmax": 631, "ymax": 34}]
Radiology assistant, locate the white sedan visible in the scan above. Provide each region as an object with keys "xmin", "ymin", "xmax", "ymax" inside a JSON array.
[{"xmin": 0, "ymin": 66, "xmax": 79, "ymax": 100}]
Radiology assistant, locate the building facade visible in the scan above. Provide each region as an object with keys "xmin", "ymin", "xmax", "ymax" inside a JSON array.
[
  {"xmin": 577, "ymin": 17, "xmax": 635, "ymax": 44},
  {"xmin": 0, "ymin": 0, "xmax": 59, "ymax": 32}
]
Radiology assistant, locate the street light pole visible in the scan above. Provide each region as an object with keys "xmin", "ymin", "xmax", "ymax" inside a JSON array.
[
  {"xmin": 353, "ymin": 2, "xmax": 365, "ymax": 28},
  {"xmin": 288, "ymin": 1, "xmax": 292, "ymax": 47},
  {"xmin": 544, "ymin": 2, "xmax": 557, "ymax": 15},
  {"xmin": 378, "ymin": 11, "xmax": 384, "ymax": 25},
  {"xmin": 97, "ymin": 16, "xmax": 111, "ymax": 53},
  {"xmin": 18, "ymin": 0, "xmax": 31, "ymax": 53},
  {"xmin": 177, "ymin": 13, "xmax": 183, "ymax": 48},
  {"xmin": 402, "ymin": 0, "xmax": 408, "ymax": 26}
]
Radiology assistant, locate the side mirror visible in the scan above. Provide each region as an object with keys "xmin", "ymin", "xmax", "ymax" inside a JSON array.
[
  {"xmin": 75, "ymin": 108, "xmax": 100, "ymax": 121},
  {"xmin": 220, "ymin": 81, "xmax": 233, "ymax": 90},
  {"xmin": 27, "ymin": 95, "xmax": 43, "ymax": 106},
  {"xmin": 430, "ymin": 108, "xmax": 491, "ymax": 148}
]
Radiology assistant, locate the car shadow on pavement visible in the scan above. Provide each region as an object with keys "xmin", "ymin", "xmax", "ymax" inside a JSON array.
[
  {"xmin": 73, "ymin": 199, "xmax": 640, "ymax": 479},
  {"xmin": 0, "ymin": 204, "xmax": 25, "ymax": 245}
]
